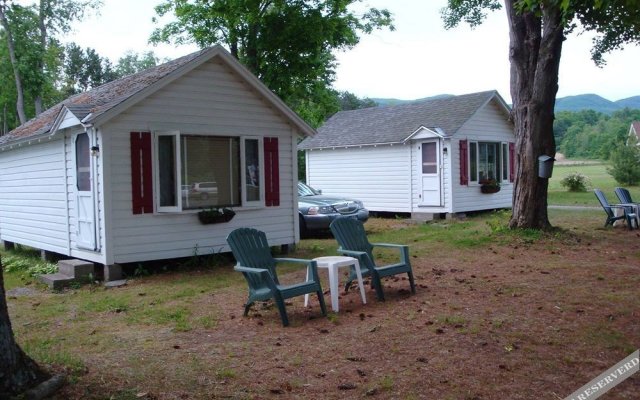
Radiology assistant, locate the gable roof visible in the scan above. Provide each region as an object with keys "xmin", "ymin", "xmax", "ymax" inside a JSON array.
[
  {"xmin": 631, "ymin": 121, "xmax": 640, "ymax": 140},
  {"xmin": 299, "ymin": 90, "xmax": 510, "ymax": 150},
  {"xmin": 0, "ymin": 45, "xmax": 315, "ymax": 148}
]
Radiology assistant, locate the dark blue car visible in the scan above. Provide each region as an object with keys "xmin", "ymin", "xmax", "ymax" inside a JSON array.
[{"xmin": 298, "ymin": 182, "xmax": 369, "ymax": 235}]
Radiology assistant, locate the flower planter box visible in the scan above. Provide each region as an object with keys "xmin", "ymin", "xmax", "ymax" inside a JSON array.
[
  {"xmin": 480, "ymin": 185, "xmax": 501, "ymax": 194},
  {"xmin": 197, "ymin": 209, "xmax": 235, "ymax": 224}
]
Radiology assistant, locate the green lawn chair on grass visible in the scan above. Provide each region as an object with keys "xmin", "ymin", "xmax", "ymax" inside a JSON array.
[
  {"xmin": 226, "ymin": 228, "xmax": 327, "ymax": 326},
  {"xmin": 329, "ymin": 218, "xmax": 416, "ymax": 301}
]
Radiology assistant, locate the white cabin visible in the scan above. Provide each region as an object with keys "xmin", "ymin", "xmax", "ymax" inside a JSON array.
[
  {"xmin": 299, "ymin": 91, "xmax": 515, "ymax": 218},
  {"xmin": 0, "ymin": 46, "xmax": 314, "ymax": 269}
]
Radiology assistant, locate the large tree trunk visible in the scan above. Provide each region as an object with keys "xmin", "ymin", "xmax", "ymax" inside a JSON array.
[
  {"xmin": 0, "ymin": 3, "xmax": 27, "ymax": 125},
  {"xmin": 506, "ymin": 1, "xmax": 564, "ymax": 230},
  {"xmin": 0, "ymin": 256, "xmax": 48, "ymax": 396}
]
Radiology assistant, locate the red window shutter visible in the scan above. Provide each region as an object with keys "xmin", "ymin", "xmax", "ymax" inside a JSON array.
[
  {"xmin": 130, "ymin": 132, "xmax": 153, "ymax": 214},
  {"xmin": 459, "ymin": 139, "xmax": 468, "ymax": 185},
  {"xmin": 509, "ymin": 142, "xmax": 515, "ymax": 182},
  {"xmin": 264, "ymin": 137, "xmax": 280, "ymax": 206}
]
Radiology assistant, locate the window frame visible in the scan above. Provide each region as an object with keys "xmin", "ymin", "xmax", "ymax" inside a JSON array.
[
  {"xmin": 153, "ymin": 132, "xmax": 265, "ymax": 213},
  {"xmin": 468, "ymin": 140, "xmax": 510, "ymax": 185},
  {"xmin": 154, "ymin": 131, "xmax": 182, "ymax": 213},
  {"xmin": 240, "ymin": 136, "xmax": 265, "ymax": 208}
]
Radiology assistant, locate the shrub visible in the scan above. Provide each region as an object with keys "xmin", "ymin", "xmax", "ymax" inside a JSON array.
[
  {"xmin": 2, "ymin": 253, "xmax": 57, "ymax": 277},
  {"xmin": 560, "ymin": 172, "xmax": 591, "ymax": 192},
  {"xmin": 608, "ymin": 145, "xmax": 640, "ymax": 186}
]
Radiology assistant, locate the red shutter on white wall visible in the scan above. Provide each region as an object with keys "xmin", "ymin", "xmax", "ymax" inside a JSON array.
[
  {"xmin": 459, "ymin": 139, "xmax": 468, "ymax": 185},
  {"xmin": 264, "ymin": 137, "xmax": 280, "ymax": 206},
  {"xmin": 509, "ymin": 142, "xmax": 515, "ymax": 182},
  {"xmin": 130, "ymin": 132, "xmax": 153, "ymax": 214}
]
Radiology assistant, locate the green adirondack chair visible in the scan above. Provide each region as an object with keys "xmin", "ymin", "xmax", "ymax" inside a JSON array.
[
  {"xmin": 329, "ymin": 218, "xmax": 416, "ymax": 301},
  {"xmin": 226, "ymin": 228, "xmax": 327, "ymax": 326}
]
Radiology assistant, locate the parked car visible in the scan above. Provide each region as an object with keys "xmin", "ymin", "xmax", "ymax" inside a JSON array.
[
  {"xmin": 191, "ymin": 181, "xmax": 218, "ymax": 199},
  {"xmin": 298, "ymin": 181, "xmax": 369, "ymax": 235}
]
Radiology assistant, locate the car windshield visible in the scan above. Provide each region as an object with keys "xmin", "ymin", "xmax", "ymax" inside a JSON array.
[{"xmin": 298, "ymin": 182, "xmax": 320, "ymax": 197}]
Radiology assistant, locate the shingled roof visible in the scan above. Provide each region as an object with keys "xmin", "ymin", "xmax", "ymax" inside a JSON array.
[
  {"xmin": 0, "ymin": 48, "xmax": 213, "ymax": 146},
  {"xmin": 299, "ymin": 90, "xmax": 509, "ymax": 150}
]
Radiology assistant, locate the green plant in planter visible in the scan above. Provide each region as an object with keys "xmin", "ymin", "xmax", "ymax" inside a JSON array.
[
  {"xmin": 197, "ymin": 207, "xmax": 236, "ymax": 224},
  {"xmin": 480, "ymin": 179, "xmax": 501, "ymax": 194}
]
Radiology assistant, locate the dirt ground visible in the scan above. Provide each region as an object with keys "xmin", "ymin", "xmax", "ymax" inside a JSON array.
[{"xmin": 8, "ymin": 213, "xmax": 640, "ymax": 399}]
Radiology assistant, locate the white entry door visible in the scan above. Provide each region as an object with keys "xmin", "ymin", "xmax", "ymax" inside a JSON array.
[
  {"xmin": 75, "ymin": 133, "xmax": 96, "ymax": 250},
  {"xmin": 419, "ymin": 140, "xmax": 442, "ymax": 206}
]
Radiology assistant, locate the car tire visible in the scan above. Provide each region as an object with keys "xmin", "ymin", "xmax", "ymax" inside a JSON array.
[{"xmin": 299, "ymin": 215, "xmax": 308, "ymax": 238}]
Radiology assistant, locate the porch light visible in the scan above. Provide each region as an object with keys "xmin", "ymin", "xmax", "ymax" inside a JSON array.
[
  {"xmin": 443, "ymin": 147, "xmax": 448, "ymax": 156},
  {"xmin": 91, "ymin": 145, "xmax": 100, "ymax": 156}
]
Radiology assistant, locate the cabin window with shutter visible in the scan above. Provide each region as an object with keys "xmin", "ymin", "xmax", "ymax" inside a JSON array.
[
  {"xmin": 153, "ymin": 132, "xmax": 265, "ymax": 212},
  {"xmin": 468, "ymin": 141, "xmax": 510, "ymax": 184}
]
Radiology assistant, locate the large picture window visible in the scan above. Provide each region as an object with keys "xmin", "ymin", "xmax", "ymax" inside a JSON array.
[
  {"xmin": 469, "ymin": 141, "xmax": 509, "ymax": 183},
  {"xmin": 154, "ymin": 132, "xmax": 262, "ymax": 212}
]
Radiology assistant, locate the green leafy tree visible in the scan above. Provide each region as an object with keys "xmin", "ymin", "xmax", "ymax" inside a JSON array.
[
  {"xmin": 150, "ymin": 0, "xmax": 393, "ymax": 124},
  {"xmin": 115, "ymin": 50, "xmax": 159, "ymax": 77},
  {"xmin": 338, "ymin": 91, "xmax": 377, "ymax": 111},
  {"xmin": 0, "ymin": 0, "xmax": 100, "ymax": 123},
  {"xmin": 443, "ymin": 0, "xmax": 640, "ymax": 229},
  {"xmin": 0, "ymin": 3, "xmax": 64, "ymax": 128},
  {"xmin": 62, "ymin": 43, "xmax": 123, "ymax": 95},
  {"xmin": 557, "ymin": 108, "xmax": 640, "ymax": 160},
  {"xmin": 608, "ymin": 134, "xmax": 640, "ymax": 186}
]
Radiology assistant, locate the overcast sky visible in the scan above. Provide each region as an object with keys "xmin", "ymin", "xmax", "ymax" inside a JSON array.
[{"xmin": 59, "ymin": 0, "xmax": 640, "ymax": 103}]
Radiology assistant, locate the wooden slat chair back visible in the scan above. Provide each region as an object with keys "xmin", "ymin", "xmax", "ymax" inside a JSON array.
[
  {"xmin": 594, "ymin": 189, "xmax": 636, "ymax": 230},
  {"xmin": 227, "ymin": 228, "xmax": 327, "ymax": 326},
  {"xmin": 329, "ymin": 218, "xmax": 416, "ymax": 301}
]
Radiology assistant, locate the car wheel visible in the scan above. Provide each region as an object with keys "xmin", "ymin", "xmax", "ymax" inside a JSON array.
[{"xmin": 299, "ymin": 215, "xmax": 308, "ymax": 238}]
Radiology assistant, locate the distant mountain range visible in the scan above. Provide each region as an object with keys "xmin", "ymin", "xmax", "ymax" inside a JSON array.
[{"xmin": 371, "ymin": 93, "xmax": 640, "ymax": 114}]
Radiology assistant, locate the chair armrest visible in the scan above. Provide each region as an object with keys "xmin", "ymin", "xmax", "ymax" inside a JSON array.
[
  {"xmin": 274, "ymin": 258, "xmax": 321, "ymax": 283},
  {"xmin": 234, "ymin": 265, "xmax": 278, "ymax": 291},
  {"xmin": 274, "ymin": 257, "xmax": 314, "ymax": 265},
  {"xmin": 371, "ymin": 243, "xmax": 410, "ymax": 264},
  {"xmin": 337, "ymin": 248, "xmax": 374, "ymax": 267},
  {"xmin": 234, "ymin": 265, "xmax": 269, "ymax": 275},
  {"xmin": 371, "ymin": 243, "xmax": 408, "ymax": 249}
]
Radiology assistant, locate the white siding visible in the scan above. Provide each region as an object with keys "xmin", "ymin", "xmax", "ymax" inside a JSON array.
[
  {"xmin": 103, "ymin": 59, "xmax": 299, "ymax": 264},
  {"xmin": 0, "ymin": 139, "xmax": 69, "ymax": 253},
  {"xmin": 451, "ymin": 100, "xmax": 514, "ymax": 213},
  {"xmin": 306, "ymin": 145, "xmax": 412, "ymax": 212}
]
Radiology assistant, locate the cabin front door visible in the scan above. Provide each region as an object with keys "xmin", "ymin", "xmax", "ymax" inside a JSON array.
[
  {"xmin": 419, "ymin": 140, "xmax": 442, "ymax": 206},
  {"xmin": 75, "ymin": 132, "xmax": 96, "ymax": 250}
]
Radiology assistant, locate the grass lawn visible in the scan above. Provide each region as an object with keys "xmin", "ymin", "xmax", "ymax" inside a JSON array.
[
  {"xmin": 548, "ymin": 161, "xmax": 640, "ymax": 206},
  {"xmin": 3, "ymin": 209, "xmax": 639, "ymax": 399}
]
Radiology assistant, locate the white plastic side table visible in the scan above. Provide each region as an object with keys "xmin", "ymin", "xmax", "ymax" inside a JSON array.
[{"xmin": 304, "ymin": 256, "xmax": 367, "ymax": 312}]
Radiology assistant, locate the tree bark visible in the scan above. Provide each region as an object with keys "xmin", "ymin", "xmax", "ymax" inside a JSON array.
[
  {"xmin": 0, "ymin": 2, "xmax": 27, "ymax": 125},
  {"xmin": 0, "ymin": 256, "xmax": 49, "ymax": 396},
  {"xmin": 506, "ymin": 0, "xmax": 564, "ymax": 230}
]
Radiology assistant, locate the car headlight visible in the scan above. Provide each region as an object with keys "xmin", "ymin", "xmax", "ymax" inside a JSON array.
[{"xmin": 307, "ymin": 206, "xmax": 333, "ymax": 215}]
